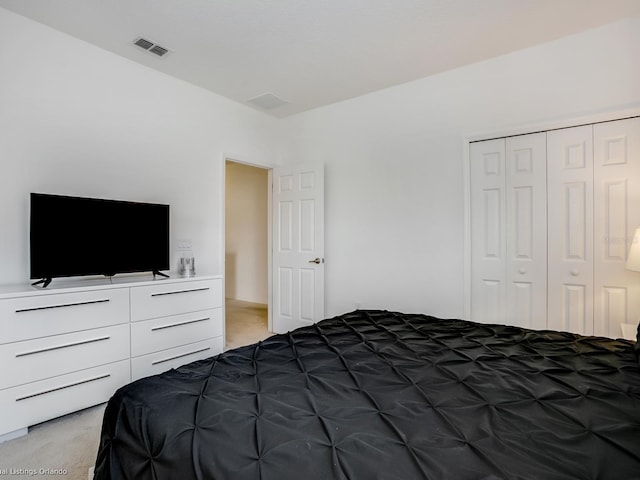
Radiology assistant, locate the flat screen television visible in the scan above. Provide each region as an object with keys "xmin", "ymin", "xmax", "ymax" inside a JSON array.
[{"xmin": 30, "ymin": 193, "xmax": 170, "ymax": 287}]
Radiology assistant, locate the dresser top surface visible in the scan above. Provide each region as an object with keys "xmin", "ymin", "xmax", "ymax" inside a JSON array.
[{"xmin": 0, "ymin": 273, "xmax": 222, "ymax": 299}]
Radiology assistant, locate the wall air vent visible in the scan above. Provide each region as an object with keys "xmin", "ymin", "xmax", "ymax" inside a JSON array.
[{"xmin": 132, "ymin": 37, "xmax": 170, "ymax": 58}]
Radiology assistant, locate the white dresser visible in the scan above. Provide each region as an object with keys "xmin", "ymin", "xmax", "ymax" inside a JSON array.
[
  {"xmin": 129, "ymin": 278, "xmax": 224, "ymax": 381},
  {"xmin": 0, "ymin": 274, "xmax": 224, "ymax": 441}
]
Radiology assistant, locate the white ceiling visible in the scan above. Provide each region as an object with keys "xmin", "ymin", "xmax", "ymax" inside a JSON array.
[{"xmin": 1, "ymin": 0, "xmax": 639, "ymax": 117}]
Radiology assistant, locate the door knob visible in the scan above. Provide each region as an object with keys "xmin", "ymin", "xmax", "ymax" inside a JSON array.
[{"xmin": 308, "ymin": 258, "xmax": 322, "ymax": 264}]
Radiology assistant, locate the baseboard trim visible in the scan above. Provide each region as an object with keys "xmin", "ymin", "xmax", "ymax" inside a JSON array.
[{"xmin": 0, "ymin": 427, "xmax": 28, "ymax": 443}]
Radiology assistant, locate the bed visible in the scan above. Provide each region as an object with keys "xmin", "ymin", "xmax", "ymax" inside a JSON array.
[{"xmin": 94, "ymin": 310, "xmax": 640, "ymax": 479}]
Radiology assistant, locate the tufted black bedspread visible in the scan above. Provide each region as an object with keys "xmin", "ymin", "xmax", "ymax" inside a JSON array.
[{"xmin": 94, "ymin": 310, "xmax": 640, "ymax": 480}]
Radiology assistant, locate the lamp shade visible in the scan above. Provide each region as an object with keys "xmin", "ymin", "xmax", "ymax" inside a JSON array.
[{"xmin": 626, "ymin": 228, "xmax": 640, "ymax": 272}]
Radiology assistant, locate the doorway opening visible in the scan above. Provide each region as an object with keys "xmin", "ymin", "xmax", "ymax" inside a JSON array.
[{"xmin": 224, "ymin": 160, "xmax": 271, "ymax": 350}]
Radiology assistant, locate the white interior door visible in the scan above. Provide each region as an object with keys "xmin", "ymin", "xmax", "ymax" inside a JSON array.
[{"xmin": 272, "ymin": 163, "xmax": 325, "ymax": 333}]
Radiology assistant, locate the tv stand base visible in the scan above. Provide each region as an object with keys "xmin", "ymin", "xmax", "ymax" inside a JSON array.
[{"xmin": 31, "ymin": 278, "xmax": 52, "ymax": 288}]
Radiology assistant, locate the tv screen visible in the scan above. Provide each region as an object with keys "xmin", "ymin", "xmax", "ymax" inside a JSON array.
[{"xmin": 30, "ymin": 193, "xmax": 169, "ymax": 284}]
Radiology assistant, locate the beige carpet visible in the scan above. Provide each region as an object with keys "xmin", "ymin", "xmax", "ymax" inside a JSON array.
[
  {"xmin": 225, "ymin": 298, "xmax": 271, "ymax": 350},
  {"xmin": 0, "ymin": 404, "xmax": 105, "ymax": 480},
  {"xmin": 0, "ymin": 300, "xmax": 269, "ymax": 479}
]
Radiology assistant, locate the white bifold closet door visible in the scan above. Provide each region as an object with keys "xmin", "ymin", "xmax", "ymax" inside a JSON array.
[
  {"xmin": 547, "ymin": 125, "xmax": 595, "ymax": 334},
  {"xmin": 548, "ymin": 119, "xmax": 640, "ymax": 337},
  {"xmin": 470, "ymin": 139, "xmax": 506, "ymax": 324},
  {"xmin": 470, "ymin": 133, "xmax": 547, "ymax": 329},
  {"xmin": 592, "ymin": 118, "xmax": 640, "ymax": 337},
  {"xmin": 471, "ymin": 116, "xmax": 640, "ymax": 337}
]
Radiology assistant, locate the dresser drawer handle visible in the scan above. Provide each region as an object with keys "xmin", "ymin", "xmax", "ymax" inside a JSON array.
[
  {"xmin": 15, "ymin": 299, "xmax": 110, "ymax": 313},
  {"xmin": 15, "ymin": 374, "xmax": 111, "ymax": 402},
  {"xmin": 15, "ymin": 336, "xmax": 111, "ymax": 358},
  {"xmin": 150, "ymin": 287, "xmax": 210, "ymax": 297},
  {"xmin": 151, "ymin": 317, "xmax": 210, "ymax": 332},
  {"xmin": 151, "ymin": 347, "xmax": 211, "ymax": 366}
]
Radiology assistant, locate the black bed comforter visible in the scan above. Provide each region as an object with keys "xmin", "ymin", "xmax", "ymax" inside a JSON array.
[{"xmin": 94, "ymin": 310, "xmax": 640, "ymax": 480}]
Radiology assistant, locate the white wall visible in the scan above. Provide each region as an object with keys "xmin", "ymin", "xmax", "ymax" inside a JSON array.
[
  {"xmin": 2, "ymin": 7, "xmax": 639, "ymax": 322},
  {"xmin": 277, "ymin": 16, "xmax": 640, "ymax": 319},
  {"xmin": 225, "ymin": 161, "xmax": 268, "ymax": 304},
  {"xmin": 0, "ymin": 8, "xmax": 279, "ymax": 285}
]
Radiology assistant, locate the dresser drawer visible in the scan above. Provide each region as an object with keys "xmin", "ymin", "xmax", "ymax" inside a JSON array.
[
  {"xmin": 131, "ymin": 337, "xmax": 223, "ymax": 381},
  {"xmin": 0, "ymin": 324, "xmax": 130, "ymax": 389},
  {"xmin": 0, "ymin": 288, "xmax": 129, "ymax": 344},
  {"xmin": 0, "ymin": 360, "xmax": 130, "ymax": 436},
  {"xmin": 130, "ymin": 279, "xmax": 222, "ymax": 321},
  {"xmin": 131, "ymin": 308, "xmax": 223, "ymax": 357}
]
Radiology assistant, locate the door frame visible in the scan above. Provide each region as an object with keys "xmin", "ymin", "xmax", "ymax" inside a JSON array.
[{"xmin": 222, "ymin": 153, "xmax": 274, "ymax": 332}]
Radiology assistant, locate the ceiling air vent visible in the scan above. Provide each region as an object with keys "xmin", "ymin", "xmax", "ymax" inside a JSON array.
[
  {"xmin": 247, "ymin": 93, "xmax": 289, "ymax": 110},
  {"xmin": 149, "ymin": 45, "xmax": 168, "ymax": 57},
  {"xmin": 133, "ymin": 37, "xmax": 170, "ymax": 58}
]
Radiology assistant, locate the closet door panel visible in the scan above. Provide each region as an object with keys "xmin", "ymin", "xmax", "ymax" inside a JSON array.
[
  {"xmin": 506, "ymin": 133, "xmax": 547, "ymax": 329},
  {"xmin": 470, "ymin": 139, "xmax": 506, "ymax": 324},
  {"xmin": 594, "ymin": 117, "xmax": 640, "ymax": 337},
  {"xmin": 547, "ymin": 126, "xmax": 594, "ymax": 335}
]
